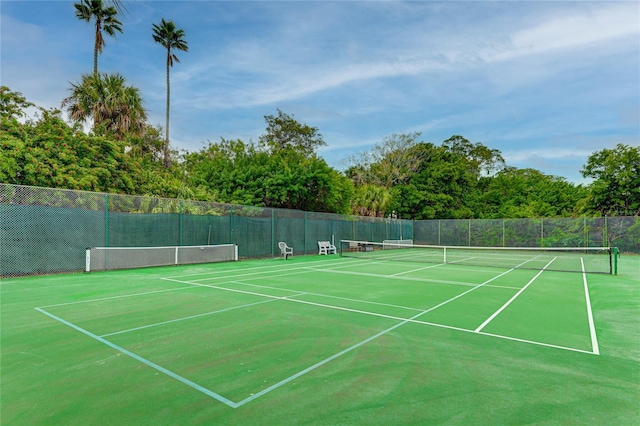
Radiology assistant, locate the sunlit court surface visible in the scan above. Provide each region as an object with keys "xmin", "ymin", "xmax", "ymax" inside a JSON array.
[{"xmin": 2, "ymin": 251, "xmax": 639, "ymax": 425}]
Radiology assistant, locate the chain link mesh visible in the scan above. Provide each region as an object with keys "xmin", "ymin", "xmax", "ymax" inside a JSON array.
[{"xmin": 1, "ymin": 183, "xmax": 638, "ymax": 277}]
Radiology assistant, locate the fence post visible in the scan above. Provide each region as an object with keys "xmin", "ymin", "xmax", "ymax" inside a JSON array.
[
  {"xmin": 371, "ymin": 220, "xmax": 374, "ymax": 242},
  {"xmin": 411, "ymin": 219, "xmax": 414, "ymax": 242},
  {"xmin": 229, "ymin": 206, "xmax": 233, "ymax": 245},
  {"xmin": 104, "ymin": 194, "xmax": 109, "ymax": 247},
  {"xmin": 271, "ymin": 209, "xmax": 275, "ymax": 258},
  {"xmin": 179, "ymin": 201, "xmax": 183, "ymax": 246},
  {"xmin": 331, "ymin": 219, "xmax": 334, "ymax": 245}
]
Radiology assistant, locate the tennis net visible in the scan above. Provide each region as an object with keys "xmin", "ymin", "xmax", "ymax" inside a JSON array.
[
  {"xmin": 86, "ymin": 244, "xmax": 238, "ymax": 272},
  {"xmin": 339, "ymin": 240, "xmax": 618, "ymax": 274}
]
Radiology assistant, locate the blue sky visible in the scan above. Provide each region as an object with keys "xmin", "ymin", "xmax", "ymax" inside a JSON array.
[{"xmin": 2, "ymin": 0, "xmax": 639, "ymax": 184}]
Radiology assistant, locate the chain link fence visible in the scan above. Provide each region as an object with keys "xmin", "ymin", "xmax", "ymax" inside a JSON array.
[
  {"xmin": 0, "ymin": 184, "xmax": 412, "ymax": 277},
  {"xmin": 1, "ymin": 183, "xmax": 638, "ymax": 277}
]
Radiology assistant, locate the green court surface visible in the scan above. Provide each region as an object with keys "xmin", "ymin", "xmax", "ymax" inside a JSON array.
[{"xmin": 2, "ymin": 254, "xmax": 639, "ymax": 425}]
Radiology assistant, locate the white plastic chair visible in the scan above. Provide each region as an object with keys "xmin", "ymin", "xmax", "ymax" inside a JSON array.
[{"xmin": 278, "ymin": 242, "xmax": 293, "ymax": 260}]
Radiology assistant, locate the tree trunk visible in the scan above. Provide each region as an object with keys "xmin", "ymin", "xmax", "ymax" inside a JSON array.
[
  {"xmin": 93, "ymin": 23, "xmax": 100, "ymax": 76},
  {"xmin": 164, "ymin": 48, "xmax": 171, "ymax": 168}
]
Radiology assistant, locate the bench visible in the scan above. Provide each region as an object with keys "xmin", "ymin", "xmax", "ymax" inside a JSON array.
[{"xmin": 318, "ymin": 241, "xmax": 336, "ymax": 255}]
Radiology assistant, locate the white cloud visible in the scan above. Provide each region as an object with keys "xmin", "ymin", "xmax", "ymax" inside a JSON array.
[
  {"xmin": 2, "ymin": 0, "xmax": 637, "ymax": 185},
  {"xmin": 504, "ymin": 148, "xmax": 594, "ymax": 163},
  {"xmin": 182, "ymin": 1, "xmax": 639, "ymax": 111},
  {"xmin": 488, "ymin": 2, "xmax": 640, "ymax": 62}
]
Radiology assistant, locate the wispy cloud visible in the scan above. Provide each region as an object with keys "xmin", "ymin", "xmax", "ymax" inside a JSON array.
[
  {"xmin": 1, "ymin": 0, "xmax": 638, "ymax": 185},
  {"xmin": 501, "ymin": 3, "xmax": 639, "ymax": 58}
]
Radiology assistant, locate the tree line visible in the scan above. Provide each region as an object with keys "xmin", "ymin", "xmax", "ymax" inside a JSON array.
[
  {"xmin": 1, "ymin": 0, "xmax": 638, "ymax": 218},
  {"xmin": 2, "ymin": 86, "xmax": 638, "ymax": 218}
]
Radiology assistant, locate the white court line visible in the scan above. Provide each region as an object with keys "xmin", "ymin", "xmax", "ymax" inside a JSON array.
[
  {"xmin": 39, "ymin": 264, "xmax": 345, "ymax": 310},
  {"xmin": 225, "ymin": 280, "xmax": 427, "ymax": 313},
  {"xmin": 184, "ymin": 265, "xmax": 324, "ymax": 283},
  {"xmin": 303, "ymin": 267, "xmax": 479, "ymax": 287},
  {"xmin": 99, "ymin": 297, "xmax": 288, "ymax": 337},
  {"xmin": 163, "ymin": 257, "xmax": 361, "ymax": 280},
  {"xmin": 35, "ymin": 307, "xmax": 241, "ymax": 408},
  {"xmin": 171, "ymin": 259, "xmax": 521, "ymax": 291},
  {"xmin": 387, "ymin": 263, "xmax": 445, "ymax": 277},
  {"xmin": 223, "ymin": 265, "xmax": 523, "ymax": 407},
  {"xmin": 38, "ymin": 285, "xmax": 202, "ymax": 309},
  {"xmin": 234, "ymin": 308, "xmax": 431, "ymax": 407},
  {"xmin": 582, "ymin": 258, "xmax": 600, "ymax": 355},
  {"xmin": 476, "ymin": 331, "xmax": 596, "ymax": 355},
  {"xmin": 304, "ymin": 267, "xmax": 522, "ymax": 290},
  {"xmin": 36, "ymin": 261, "xmax": 598, "ymax": 410},
  {"xmin": 474, "ymin": 257, "xmax": 557, "ymax": 333},
  {"xmin": 164, "ymin": 266, "xmax": 595, "ymax": 356}
]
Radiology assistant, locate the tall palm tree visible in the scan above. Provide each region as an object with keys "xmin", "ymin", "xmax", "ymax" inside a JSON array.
[
  {"xmin": 74, "ymin": 0, "xmax": 122, "ymax": 75},
  {"xmin": 62, "ymin": 72, "xmax": 147, "ymax": 139},
  {"xmin": 152, "ymin": 18, "xmax": 188, "ymax": 168},
  {"xmin": 107, "ymin": 0, "xmax": 127, "ymax": 13}
]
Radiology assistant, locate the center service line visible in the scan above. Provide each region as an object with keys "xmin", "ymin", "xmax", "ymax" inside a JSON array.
[{"xmin": 474, "ymin": 257, "xmax": 556, "ymax": 333}]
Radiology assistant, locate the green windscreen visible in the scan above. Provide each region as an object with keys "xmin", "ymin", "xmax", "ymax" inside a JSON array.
[{"xmin": 1, "ymin": 183, "xmax": 636, "ymax": 277}]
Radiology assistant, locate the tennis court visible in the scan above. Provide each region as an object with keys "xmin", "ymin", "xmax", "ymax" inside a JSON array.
[{"xmin": 2, "ymin": 249, "xmax": 639, "ymax": 424}]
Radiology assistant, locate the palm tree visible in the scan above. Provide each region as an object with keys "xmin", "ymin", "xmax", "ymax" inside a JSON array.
[
  {"xmin": 352, "ymin": 184, "xmax": 392, "ymax": 217},
  {"xmin": 74, "ymin": 0, "xmax": 122, "ymax": 75},
  {"xmin": 152, "ymin": 18, "xmax": 188, "ymax": 167},
  {"xmin": 107, "ymin": 0, "xmax": 127, "ymax": 13},
  {"xmin": 62, "ymin": 72, "xmax": 147, "ymax": 139}
]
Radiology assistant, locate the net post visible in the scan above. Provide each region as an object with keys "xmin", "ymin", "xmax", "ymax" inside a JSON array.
[
  {"xmin": 85, "ymin": 248, "xmax": 91, "ymax": 273},
  {"xmin": 613, "ymin": 247, "xmax": 619, "ymax": 275},
  {"xmin": 174, "ymin": 247, "xmax": 179, "ymax": 265},
  {"xmin": 443, "ymin": 246, "xmax": 447, "ymax": 264}
]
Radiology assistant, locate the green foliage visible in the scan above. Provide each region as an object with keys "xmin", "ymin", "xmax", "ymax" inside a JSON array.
[
  {"xmin": 1, "ymin": 89, "xmax": 141, "ymax": 194},
  {"xmin": 183, "ymin": 138, "xmax": 351, "ymax": 214},
  {"xmin": 346, "ymin": 132, "xmax": 423, "ymax": 188},
  {"xmin": 259, "ymin": 109, "xmax": 326, "ymax": 157},
  {"xmin": 124, "ymin": 124, "xmax": 165, "ymax": 162},
  {"xmin": 182, "ymin": 110, "xmax": 349, "ymax": 214},
  {"xmin": 581, "ymin": 144, "xmax": 640, "ymax": 215},
  {"xmin": 152, "ymin": 18, "xmax": 188, "ymax": 67},
  {"xmin": 62, "ymin": 72, "xmax": 147, "ymax": 139},
  {"xmin": 477, "ymin": 167, "xmax": 588, "ymax": 219},
  {"xmin": 442, "ymin": 135, "xmax": 505, "ymax": 177},
  {"xmin": 388, "ymin": 142, "xmax": 476, "ymax": 219},
  {"xmin": 351, "ymin": 184, "xmax": 392, "ymax": 217},
  {"xmin": 3, "ymin": 85, "xmax": 636, "ymax": 222},
  {"xmin": 1, "ymin": 86, "xmax": 35, "ymax": 120}
]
